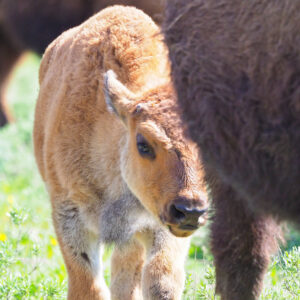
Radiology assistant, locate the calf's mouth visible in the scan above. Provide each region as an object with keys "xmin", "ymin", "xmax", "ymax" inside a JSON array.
[{"xmin": 167, "ymin": 219, "xmax": 206, "ymax": 237}]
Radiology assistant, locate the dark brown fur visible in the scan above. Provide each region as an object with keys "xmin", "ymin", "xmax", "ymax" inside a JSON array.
[
  {"xmin": 164, "ymin": 0, "xmax": 300, "ymax": 299},
  {"xmin": 0, "ymin": 0, "xmax": 166, "ymax": 126}
]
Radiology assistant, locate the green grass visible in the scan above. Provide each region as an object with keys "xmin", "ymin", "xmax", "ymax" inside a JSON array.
[{"xmin": 0, "ymin": 53, "xmax": 299, "ymax": 299}]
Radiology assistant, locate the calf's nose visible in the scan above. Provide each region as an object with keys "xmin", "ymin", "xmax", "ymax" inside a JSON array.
[{"xmin": 169, "ymin": 203, "xmax": 207, "ymax": 230}]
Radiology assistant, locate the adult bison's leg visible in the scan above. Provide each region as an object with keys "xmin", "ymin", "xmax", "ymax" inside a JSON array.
[
  {"xmin": 52, "ymin": 199, "xmax": 110, "ymax": 300},
  {"xmin": 142, "ymin": 230, "xmax": 190, "ymax": 300},
  {"xmin": 0, "ymin": 28, "xmax": 21, "ymax": 127},
  {"xmin": 110, "ymin": 238, "xmax": 145, "ymax": 300},
  {"xmin": 209, "ymin": 177, "xmax": 281, "ymax": 300}
]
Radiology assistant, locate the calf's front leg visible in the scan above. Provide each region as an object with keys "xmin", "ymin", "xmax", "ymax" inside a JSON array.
[
  {"xmin": 52, "ymin": 199, "xmax": 110, "ymax": 300},
  {"xmin": 142, "ymin": 230, "xmax": 190, "ymax": 300}
]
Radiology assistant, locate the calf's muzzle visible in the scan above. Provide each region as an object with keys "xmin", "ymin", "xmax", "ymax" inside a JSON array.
[
  {"xmin": 170, "ymin": 203, "xmax": 207, "ymax": 230},
  {"xmin": 163, "ymin": 196, "xmax": 208, "ymax": 237}
]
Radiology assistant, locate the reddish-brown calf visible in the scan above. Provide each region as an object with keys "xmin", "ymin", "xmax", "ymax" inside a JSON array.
[{"xmin": 34, "ymin": 6, "xmax": 207, "ymax": 299}]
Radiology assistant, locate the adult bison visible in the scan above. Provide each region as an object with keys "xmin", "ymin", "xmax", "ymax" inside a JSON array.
[
  {"xmin": 34, "ymin": 6, "xmax": 208, "ymax": 300},
  {"xmin": 164, "ymin": 0, "xmax": 300, "ymax": 299},
  {"xmin": 0, "ymin": 0, "xmax": 166, "ymax": 126}
]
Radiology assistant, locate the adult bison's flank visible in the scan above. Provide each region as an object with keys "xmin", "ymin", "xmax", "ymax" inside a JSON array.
[
  {"xmin": 164, "ymin": 0, "xmax": 300, "ymax": 299},
  {"xmin": 34, "ymin": 6, "xmax": 208, "ymax": 300}
]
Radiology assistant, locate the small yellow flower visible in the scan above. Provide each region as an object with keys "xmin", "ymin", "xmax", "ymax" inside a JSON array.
[
  {"xmin": 0, "ymin": 233, "xmax": 7, "ymax": 241},
  {"xmin": 7, "ymin": 195, "xmax": 13, "ymax": 204},
  {"xmin": 50, "ymin": 237, "xmax": 57, "ymax": 246}
]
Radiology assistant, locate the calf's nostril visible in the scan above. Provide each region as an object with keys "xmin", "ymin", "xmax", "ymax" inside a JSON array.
[
  {"xmin": 172, "ymin": 204, "xmax": 208, "ymax": 225},
  {"xmin": 170, "ymin": 204, "xmax": 186, "ymax": 222}
]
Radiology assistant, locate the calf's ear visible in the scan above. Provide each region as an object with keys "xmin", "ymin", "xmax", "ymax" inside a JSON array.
[{"xmin": 104, "ymin": 70, "xmax": 135, "ymax": 123}]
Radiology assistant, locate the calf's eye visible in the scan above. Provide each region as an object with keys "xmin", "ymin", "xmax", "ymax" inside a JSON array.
[
  {"xmin": 136, "ymin": 134, "xmax": 155, "ymax": 159},
  {"xmin": 137, "ymin": 142, "xmax": 150, "ymax": 153}
]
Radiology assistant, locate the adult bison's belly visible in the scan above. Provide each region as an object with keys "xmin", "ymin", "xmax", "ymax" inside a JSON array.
[
  {"xmin": 164, "ymin": 0, "xmax": 300, "ymax": 223},
  {"xmin": 184, "ymin": 94, "xmax": 300, "ymax": 223}
]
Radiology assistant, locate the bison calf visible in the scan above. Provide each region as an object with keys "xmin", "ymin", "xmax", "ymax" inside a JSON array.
[
  {"xmin": 164, "ymin": 0, "xmax": 300, "ymax": 299},
  {"xmin": 34, "ymin": 6, "xmax": 208, "ymax": 300}
]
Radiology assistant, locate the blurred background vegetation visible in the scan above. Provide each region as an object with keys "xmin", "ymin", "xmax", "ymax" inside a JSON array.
[{"xmin": 0, "ymin": 53, "xmax": 299, "ymax": 299}]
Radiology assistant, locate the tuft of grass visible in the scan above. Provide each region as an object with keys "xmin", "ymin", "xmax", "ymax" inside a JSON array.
[
  {"xmin": 0, "ymin": 53, "xmax": 299, "ymax": 299},
  {"xmin": 0, "ymin": 205, "xmax": 67, "ymax": 299}
]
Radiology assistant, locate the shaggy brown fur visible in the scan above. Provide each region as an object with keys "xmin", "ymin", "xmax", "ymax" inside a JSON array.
[
  {"xmin": 0, "ymin": 0, "xmax": 166, "ymax": 126},
  {"xmin": 34, "ymin": 6, "xmax": 208, "ymax": 299},
  {"xmin": 164, "ymin": 0, "xmax": 300, "ymax": 299},
  {"xmin": 0, "ymin": 26, "xmax": 20, "ymax": 126}
]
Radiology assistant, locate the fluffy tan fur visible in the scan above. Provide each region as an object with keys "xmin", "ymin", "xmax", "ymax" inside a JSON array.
[
  {"xmin": 0, "ymin": 0, "xmax": 166, "ymax": 126},
  {"xmin": 34, "ymin": 6, "xmax": 207, "ymax": 299}
]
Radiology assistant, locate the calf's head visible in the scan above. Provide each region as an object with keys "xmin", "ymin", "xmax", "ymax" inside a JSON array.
[{"xmin": 104, "ymin": 70, "xmax": 208, "ymax": 237}]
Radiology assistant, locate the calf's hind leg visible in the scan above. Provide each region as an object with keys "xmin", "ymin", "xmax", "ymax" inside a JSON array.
[
  {"xmin": 52, "ymin": 199, "xmax": 110, "ymax": 300},
  {"xmin": 110, "ymin": 238, "xmax": 145, "ymax": 300},
  {"xmin": 209, "ymin": 179, "xmax": 281, "ymax": 300}
]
